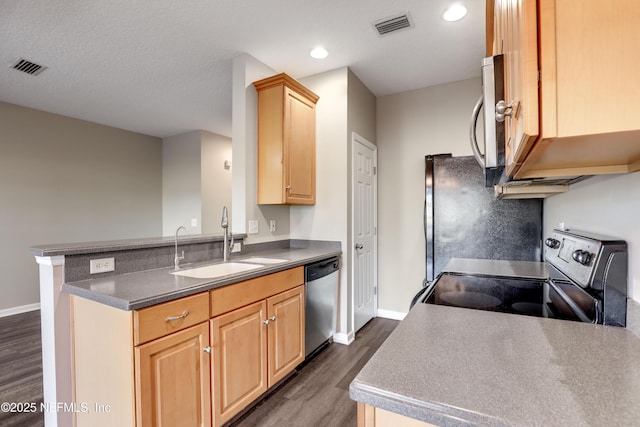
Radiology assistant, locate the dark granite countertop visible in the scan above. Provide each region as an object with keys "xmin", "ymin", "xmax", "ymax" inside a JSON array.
[
  {"xmin": 62, "ymin": 246, "xmax": 340, "ymax": 310},
  {"xmin": 350, "ymin": 304, "xmax": 640, "ymax": 426}
]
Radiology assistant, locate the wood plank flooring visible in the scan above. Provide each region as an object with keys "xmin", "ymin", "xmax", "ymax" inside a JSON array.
[
  {"xmin": 0, "ymin": 311, "xmax": 397, "ymax": 427},
  {"xmin": 0, "ymin": 310, "xmax": 44, "ymax": 427},
  {"xmin": 230, "ymin": 317, "xmax": 398, "ymax": 427}
]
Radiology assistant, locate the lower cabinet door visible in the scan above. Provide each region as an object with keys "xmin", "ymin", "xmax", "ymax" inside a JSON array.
[
  {"xmin": 211, "ymin": 300, "xmax": 268, "ymax": 426},
  {"xmin": 267, "ymin": 285, "xmax": 305, "ymax": 386},
  {"xmin": 135, "ymin": 322, "xmax": 211, "ymax": 427}
]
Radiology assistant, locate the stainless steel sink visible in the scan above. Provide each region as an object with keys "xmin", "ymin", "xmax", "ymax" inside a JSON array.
[
  {"xmin": 171, "ymin": 262, "xmax": 263, "ymax": 279},
  {"xmin": 239, "ymin": 257, "xmax": 289, "ymax": 265}
]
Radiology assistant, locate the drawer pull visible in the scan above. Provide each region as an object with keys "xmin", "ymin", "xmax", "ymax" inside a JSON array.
[
  {"xmin": 165, "ymin": 311, "xmax": 190, "ymax": 322},
  {"xmin": 269, "ymin": 316, "xmax": 276, "ymax": 322}
]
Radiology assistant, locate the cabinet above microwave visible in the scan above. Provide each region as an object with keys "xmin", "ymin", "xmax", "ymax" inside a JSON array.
[{"xmin": 488, "ymin": 0, "xmax": 640, "ymax": 181}]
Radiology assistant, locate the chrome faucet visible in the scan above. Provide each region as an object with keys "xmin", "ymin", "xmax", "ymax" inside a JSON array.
[
  {"xmin": 174, "ymin": 225, "xmax": 188, "ymax": 270},
  {"xmin": 221, "ymin": 206, "xmax": 233, "ymax": 262}
]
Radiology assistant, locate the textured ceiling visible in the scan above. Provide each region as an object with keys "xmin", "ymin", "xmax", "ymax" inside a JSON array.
[{"xmin": 0, "ymin": 0, "xmax": 485, "ymax": 138}]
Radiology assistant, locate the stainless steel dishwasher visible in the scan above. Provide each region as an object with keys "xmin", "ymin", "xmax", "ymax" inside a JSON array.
[{"xmin": 304, "ymin": 257, "xmax": 340, "ymax": 358}]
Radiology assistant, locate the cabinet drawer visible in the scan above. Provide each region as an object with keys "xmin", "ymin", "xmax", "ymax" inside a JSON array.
[
  {"xmin": 134, "ymin": 292, "xmax": 209, "ymax": 345},
  {"xmin": 210, "ymin": 267, "xmax": 304, "ymax": 317}
]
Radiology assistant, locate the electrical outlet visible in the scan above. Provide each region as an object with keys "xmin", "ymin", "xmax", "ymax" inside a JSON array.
[
  {"xmin": 231, "ymin": 242, "xmax": 242, "ymax": 253},
  {"xmin": 269, "ymin": 219, "xmax": 277, "ymax": 232},
  {"xmin": 191, "ymin": 218, "xmax": 198, "ymax": 227},
  {"xmin": 90, "ymin": 257, "xmax": 115, "ymax": 274},
  {"xmin": 248, "ymin": 220, "xmax": 259, "ymax": 234}
]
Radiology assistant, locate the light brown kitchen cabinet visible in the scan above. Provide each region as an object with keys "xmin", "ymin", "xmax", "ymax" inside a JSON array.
[
  {"xmin": 491, "ymin": 0, "xmax": 640, "ymax": 179},
  {"xmin": 492, "ymin": 0, "xmax": 539, "ymax": 176},
  {"xmin": 253, "ymin": 73, "xmax": 319, "ymax": 205},
  {"xmin": 209, "ymin": 268, "xmax": 305, "ymax": 426},
  {"xmin": 357, "ymin": 403, "xmax": 438, "ymax": 427},
  {"xmin": 71, "ymin": 291, "xmax": 211, "ymax": 427},
  {"xmin": 71, "ymin": 267, "xmax": 305, "ymax": 427},
  {"xmin": 211, "ymin": 300, "xmax": 268, "ymax": 425},
  {"xmin": 135, "ymin": 322, "xmax": 211, "ymax": 427},
  {"xmin": 266, "ymin": 285, "xmax": 305, "ymax": 386}
]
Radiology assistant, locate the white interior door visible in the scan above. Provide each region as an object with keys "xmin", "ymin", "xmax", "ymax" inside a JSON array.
[{"xmin": 352, "ymin": 133, "xmax": 377, "ymax": 332}]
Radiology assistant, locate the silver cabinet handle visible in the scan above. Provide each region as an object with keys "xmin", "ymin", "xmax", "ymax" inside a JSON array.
[
  {"xmin": 262, "ymin": 319, "xmax": 270, "ymax": 325},
  {"xmin": 165, "ymin": 311, "xmax": 189, "ymax": 322},
  {"xmin": 203, "ymin": 346, "xmax": 212, "ymax": 354},
  {"xmin": 495, "ymin": 100, "xmax": 513, "ymax": 123},
  {"xmin": 355, "ymin": 243, "xmax": 363, "ymax": 250},
  {"xmin": 285, "ymin": 185, "xmax": 291, "ymax": 191},
  {"xmin": 269, "ymin": 316, "xmax": 276, "ymax": 322}
]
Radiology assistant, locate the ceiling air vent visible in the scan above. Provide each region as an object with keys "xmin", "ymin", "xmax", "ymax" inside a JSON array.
[
  {"xmin": 373, "ymin": 13, "xmax": 413, "ymax": 36},
  {"xmin": 11, "ymin": 58, "xmax": 47, "ymax": 76}
]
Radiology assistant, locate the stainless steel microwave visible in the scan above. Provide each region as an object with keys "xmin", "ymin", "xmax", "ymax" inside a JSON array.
[{"xmin": 470, "ymin": 55, "xmax": 505, "ymax": 187}]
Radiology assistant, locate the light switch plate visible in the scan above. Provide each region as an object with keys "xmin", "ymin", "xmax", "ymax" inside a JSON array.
[
  {"xmin": 269, "ymin": 220, "xmax": 277, "ymax": 232},
  {"xmin": 248, "ymin": 220, "xmax": 259, "ymax": 234},
  {"xmin": 90, "ymin": 257, "xmax": 115, "ymax": 274}
]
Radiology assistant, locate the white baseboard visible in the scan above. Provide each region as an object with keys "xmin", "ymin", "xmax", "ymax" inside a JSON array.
[
  {"xmin": 0, "ymin": 303, "xmax": 41, "ymax": 318},
  {"xmin": 376, "ymin": 309, "xmax": 407, "ymax": 321},
  {"xmin": 333, "ymin": 331, "xmax": 355, "ymax": 345}
]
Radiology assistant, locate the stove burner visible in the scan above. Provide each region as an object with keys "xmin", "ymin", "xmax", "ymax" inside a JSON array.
[
  {"xmin": 437, "ymin": 291, "xmax": 502, "ymax": 309},
  {"xmin": 510, "ymin": 302, "xmax": 544, "ymax": 316}
]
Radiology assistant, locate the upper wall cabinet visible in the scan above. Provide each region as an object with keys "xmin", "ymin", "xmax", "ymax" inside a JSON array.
[
  {"xmin": 492, "ymin": 0, "xmax": 640, "ymax": 179},
  {"xmin": 253, "ymin": 73, "xmax": 319, "ymax": 205}
]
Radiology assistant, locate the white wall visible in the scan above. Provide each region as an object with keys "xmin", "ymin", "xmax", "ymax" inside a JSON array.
[
  {"xmin": 294, "ymin": 67, "xmax": 376, "ymax": 338},
  {"xmin": 544, "ymin": 173, "xmax": 640, "ymax": 302},
  {"xmin": 201, "ymin": 131, "xmax": 232, "ymax": 234},
  {"xmin": 162, "ymin": 131, "xmax": 202, "ymax": 235},
  {"xmin": 293, "ymin": 68, "xmax": 348, "ymax": 239},
  {"xmin": 0, "ymin": 101, "xmax": 162, "ymax": 313},
  {"xmin": 376, "ymin": 78, "xmax": 482, "ymax": 314},
  {"xmin": 231, "ymin": 54, "xmax": 291, "ymax": 242},
  {"xmin": 294, "ymin": 68, "xmax": 350, "ymax": 334},
  {"xmin": 162, "ymin": 130, "xmax": 232, "ymax": 236}
]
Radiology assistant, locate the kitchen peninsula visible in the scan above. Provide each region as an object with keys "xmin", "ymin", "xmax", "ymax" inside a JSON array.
[
  {"xmin": 32, "ymin": 235, "xmax": 340, "ymax": 427},
  {"xmin": 350, "ymin": 303, "xmax": 640, "ymax": 426}
]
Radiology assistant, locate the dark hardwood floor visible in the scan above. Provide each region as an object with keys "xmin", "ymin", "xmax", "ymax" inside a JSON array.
[
  {"xmin": 0, "ymin": 310, "xmax": 44, "ymax": 427},
  {"xmin": 0, "ymin": 311, "xmax": 397, "ymax": 427},
  {"xmin": 230, "ymin": 317, "xmax": 398, "ymax": 427}
]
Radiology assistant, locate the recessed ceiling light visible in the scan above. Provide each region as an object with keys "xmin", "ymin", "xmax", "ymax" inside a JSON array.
[
  {"xmin": 310, "ymin": 47, "xmax": 328, "ymax": 59},
  {"xmin": 443, "ymin": 4, "xmax": 467, "ymax": 22}
]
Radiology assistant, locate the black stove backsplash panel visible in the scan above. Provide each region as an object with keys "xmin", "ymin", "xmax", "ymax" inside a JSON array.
[{"xmin": 426, "ymin": 155, "xmax": 543, "ymax": 280}]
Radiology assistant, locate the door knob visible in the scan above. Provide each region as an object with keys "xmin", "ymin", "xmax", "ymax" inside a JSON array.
[{"xmin": 355, "ymin": 243, "xmax": 363, "ymax": 250}]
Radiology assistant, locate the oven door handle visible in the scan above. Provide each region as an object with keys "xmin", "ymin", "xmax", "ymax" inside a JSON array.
[{"xmin": 548, "ymin": 280, "xmax": 593, "ymax": 323}]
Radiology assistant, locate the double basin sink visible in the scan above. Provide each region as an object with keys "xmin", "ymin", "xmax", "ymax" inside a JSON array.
[{"xmin": 171, "ymin": 257, "xmax": 289, "ymax": 279}]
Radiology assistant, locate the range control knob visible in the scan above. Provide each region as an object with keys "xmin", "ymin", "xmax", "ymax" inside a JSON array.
[
  {"xmin": 572, "ymin": 250, "xmax": 592, "ymax": 266},
  {"xmin": 545, "ymin": 238, "xmax": 560, "ymax": 249}
]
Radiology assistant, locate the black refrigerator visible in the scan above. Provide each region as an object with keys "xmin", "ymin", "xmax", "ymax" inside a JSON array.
[{"xmin": 424, "ymin": 154, "xmax": 543, "ymax": 283}]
